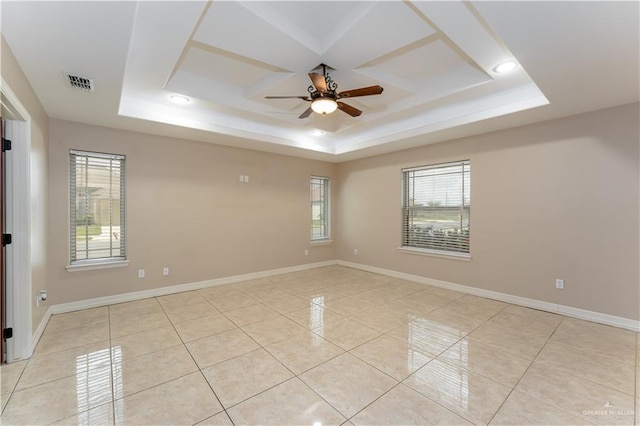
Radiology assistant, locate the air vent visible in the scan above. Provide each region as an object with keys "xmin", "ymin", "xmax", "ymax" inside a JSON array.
[{"xmin": 64, "ymin": 73, "xmax": 95, "ymax": 92}]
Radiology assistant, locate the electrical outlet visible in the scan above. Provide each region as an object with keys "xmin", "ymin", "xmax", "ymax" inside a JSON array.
[
  {"xmin": 304, "ymin": 249, "xmax": 308, "ymax": 256},
  {"xmin": 163, "ymin": 267, "xmax": 169, "ymax": 276},
  {"xmin": 354, "ymin": 248, "xmax": 359, "ymax": 255},
  {"xmin": 36, "ymin": 290, "xmax": 47, "ymax": 307},
  {"xmin": 138, "ymin": 269, "xmax": 145, "ymax": 279},
  {"xmin": 555, "ymin": 278, "xmax": 564, "ymax": 289}
]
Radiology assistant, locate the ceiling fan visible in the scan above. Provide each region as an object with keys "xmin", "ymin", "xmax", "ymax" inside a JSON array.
[{"xmin": 265, "ymin": 64, "xmax": 383, "ymax": 119}]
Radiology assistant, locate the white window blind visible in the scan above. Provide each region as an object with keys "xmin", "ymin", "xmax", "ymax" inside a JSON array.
[
  {"xmin": 402, "ymin": 160, "xmax": 470, "ymax": 254},
  {"xmin": 310, "ymin": 176, "xmax": 330, "ymax": 241},
  {"xmin": 70, "ymin": 150, "xmax": 126, "ymax": 264}
]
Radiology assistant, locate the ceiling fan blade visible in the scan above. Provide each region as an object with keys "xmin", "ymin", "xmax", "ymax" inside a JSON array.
[
  {"xmin": 265, "ymin": 96, "xmax": 311, "ymax": 101},
  {"xmin": 309, "ymin": 72, "xmax": 327, "ymax": 92},
  {"xmin": 337, "ymin": 101, "xmax": 362, "ymax": 117},
  {"xmin": 298, "ymin": 107, "xmax": 313, "ymax": 119},
  {"xmin": 338, "ymin": 85, "xmax": 384, "ymax": 98}
]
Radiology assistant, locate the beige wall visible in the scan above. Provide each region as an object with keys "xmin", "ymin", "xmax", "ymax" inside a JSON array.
[
  {"xmin": 337, "ymin": 103, "xmax": 640, "ymax": 320},
  {"xmin": 1, "ymin": 36, "xmax": 50, "ymax": 333},
  {"xmin": 5, "ymin": 27, "xmax": 639, "ymax": 331},
  {"xmin": 48, "ymin": 119, "xmax": 337, "ymax": 305}
]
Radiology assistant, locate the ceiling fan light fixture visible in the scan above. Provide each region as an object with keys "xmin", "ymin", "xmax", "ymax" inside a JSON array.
[
  {"xmin": 265, "ymin": 65, "xmax": 381, "ymax": 119},
  {"xmin": 311, "ymin": 98, "xmax": 338, "ymax": 115}
]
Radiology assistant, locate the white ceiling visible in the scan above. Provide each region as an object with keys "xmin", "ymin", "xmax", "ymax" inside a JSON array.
[{"xmin": 2, "ymin": 1, "xmax": 638, "ymax": 162}]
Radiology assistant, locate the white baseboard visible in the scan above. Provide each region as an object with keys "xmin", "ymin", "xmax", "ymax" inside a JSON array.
[
  {"xmin": 32, "ymin": 260, "xmax": 337, "ymax": 348},
  {"xmin": 31, "ymin": 258, "xmax": 638, "ymax": 354},
  {"xmin": 48, "ymin": 260, "xmax": 338, "ymax": 315},
  {"xmin": 30, "ymin": 306, "xmax": 52, "ymax": 357},
  {"xmin": 338, "ymin": 260, "xmax": 640, "ymax": 332}
]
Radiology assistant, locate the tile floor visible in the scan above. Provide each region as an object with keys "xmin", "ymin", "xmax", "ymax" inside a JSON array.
[{"xmin": 1, "ymin": 266, "xmax": 638, "ymax": 425}]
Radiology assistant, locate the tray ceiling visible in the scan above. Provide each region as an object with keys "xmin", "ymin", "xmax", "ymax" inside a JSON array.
[{"xmin": 2, "ymin": 1, "xmax": 638, "ymax": 161}]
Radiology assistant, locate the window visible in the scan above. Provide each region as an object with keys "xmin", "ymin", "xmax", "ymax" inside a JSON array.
[
  {"xmin": 70, "ymin": 150, "xmax": 126, "ymax": 264},
  {"xmin": 310, "ymin": 176, "xmax": 330, "ymax": 241},
  {"xmin": 402, "ymin": 160, "xmax": 470, "ymax": 255}
]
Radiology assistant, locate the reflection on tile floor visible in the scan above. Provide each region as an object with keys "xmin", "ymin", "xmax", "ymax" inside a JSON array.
[{"xmin": 1, "ymin": 266, "xmax": 638, "ymax": 425}]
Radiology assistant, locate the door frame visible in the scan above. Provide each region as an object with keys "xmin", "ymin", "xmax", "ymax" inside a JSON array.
[{"xmin": 1, "ymin": 80, "xmax": 33, "ymax": 362}]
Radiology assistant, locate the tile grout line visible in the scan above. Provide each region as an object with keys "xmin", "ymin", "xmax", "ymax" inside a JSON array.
[
  {"xmin": 483, "ymin": 315, "xmax": 563, "ymax": 426},
  {"xmin": 156, "ymin": 295, "xmax": 237, "ymax": 426},
  {"xmin": 103, "ymin": 283, "xmax": 471, "ymax": 425},
  {"xmin": 4, "ymin": 308, "xmax": 113, "ymax": 424},
  {"xmin": 330, "ymin": 282, "xmax": 488, "ymax": 423},
  {"xmin": 280, "ymin": 281, "xmax": 485, "ymax": 423},
  {"xmin": 193, "ymin": 282, "xmax": 365, "ymax": 421},
  {"xmin": 7, "ymin": 266, "xmax": 633, "ymax": 425},
  {"xmin": 294, "ymin": 374, "xmax": 351, "ymax": 423},
  {"xmin": 292, "ymin": 279, "xmax": 460, "ymax": 423},
  {"xmin": 184, "ymin": 289, "xmax": 348, "ymax": 425},
  {"xmin": 111, "ymin": 297, "xmax": 229, "ymax": 422},
  {"xmin": 383, "ymin": 301, "xmax": 512, "ymax": 426},
  {"xmin": 483, "ymin": 316, "xmax": 600, "ymax": 426},
  {"xmin": 243, "ymin": 279, "xmax": 351, "ymax": 420},
  {"xmin": 305, "ymin": 276, "xmax": 510, "ymax": 421},
  {"xmin": 0, "ymin": 358, "xmax": 29, "ymax": 417},
  {"xmin": 201, "ymin": 276, "xmax": 352, "ymax": 423},
  {"xmin": 527, "ymin": 323, "xmax": 637, "ymax": 397},
  {"xmin": 236, "ymin": 275, "xmax": 401, "ymax": 422}
]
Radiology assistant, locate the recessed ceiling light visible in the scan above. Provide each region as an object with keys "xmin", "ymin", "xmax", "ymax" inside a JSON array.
[
  {"xmin": 494, "ymin": 61, "xmax": 518, "ymax": 73},
  {"xmin": 310, "ymin": 129, "xmax": 325, "ymax": 136},
  {"xmin": 169, "ymin": 95, "xmax": 190, "ymax": 105}
]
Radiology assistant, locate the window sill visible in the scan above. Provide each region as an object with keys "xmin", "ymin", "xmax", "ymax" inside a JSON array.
[
  {"xmin": 66, "ymin": 260, "xmax": 130, "ymax": 272},
  {"xmin": 310, "ymin": 239, "xmax": 333, "ymax": 246},
  {"xmin": 397, "ymin": 247, "xmax": 471, "ymax": 261}
]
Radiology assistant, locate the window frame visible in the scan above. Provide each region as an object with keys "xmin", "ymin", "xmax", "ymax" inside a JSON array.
[
  {"xmin": 310, "ymin": 175, "xmax": 331, "ymax": 243},
  {"xmin": 400, "ymin": 160, "xmax": 470, "ymax": 259},
  {"xmin": 69, "ymin": 149, "xmax": 127, "ymax": 268}
]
